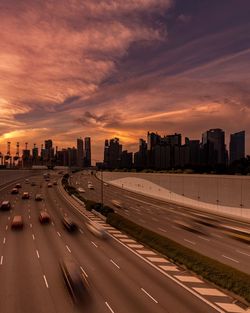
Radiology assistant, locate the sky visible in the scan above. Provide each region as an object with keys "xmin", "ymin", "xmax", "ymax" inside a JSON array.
[{"xmin": 0, "ymin": 0, "xmax": 250, "ymax": 161}]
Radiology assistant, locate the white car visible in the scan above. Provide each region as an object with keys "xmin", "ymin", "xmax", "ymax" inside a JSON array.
[
  {"xmin": 86, "ymin": 221, "xmax": 107, "ymax": 239},
  {"xmin": 88, "ymin": 184, "xmax": 94, "ymax": 190}
]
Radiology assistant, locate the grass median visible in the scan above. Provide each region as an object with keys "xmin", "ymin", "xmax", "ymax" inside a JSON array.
[{"xmin": 107, "ymin": 212, "xmax": 250, "ymax": 304}]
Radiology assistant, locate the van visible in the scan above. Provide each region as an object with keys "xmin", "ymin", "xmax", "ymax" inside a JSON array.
[{"xmin": 11, "ymin": 216, "xmax": 23, "ymax": 229}]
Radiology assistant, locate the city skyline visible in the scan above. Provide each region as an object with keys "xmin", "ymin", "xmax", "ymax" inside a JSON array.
[{"xmin": 0, "ymin": 1, "xmax": 250, "ymax": 161}]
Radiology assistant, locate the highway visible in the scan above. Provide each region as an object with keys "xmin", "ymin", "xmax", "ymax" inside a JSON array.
[
  {"xmin": 0, "ymin": 171, "xmax": 242, "ymax": 313},
  {"xmin": 70, "ymin": 171, "xmax": 250, "ymax": 274}
]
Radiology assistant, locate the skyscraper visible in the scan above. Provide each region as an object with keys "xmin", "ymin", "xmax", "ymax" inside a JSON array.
[
  {"xmin": 229, "ymin": 131, "xmax": 245, "ymax": 163},
  {"xmin": 201, "ymin": 129, "xmax": 226, "ymax": 165},
  {"xmin": 84, "ymin": 137, "xmax": 91, "ymax": 167},
  {"xmin": 77, "ymin": 138, "xmax": 84, "ymax": 168}
]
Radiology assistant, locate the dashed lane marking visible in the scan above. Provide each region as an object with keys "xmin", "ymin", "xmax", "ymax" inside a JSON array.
[
  {"xmin": 43, "ymin": 275, "xmax": 49, "ymax": 288},
  {"xmin": 222, "ymin": 255, "xmax": 239, "ymax": 263},
  {"xmin": 110, "ymin": 259, "xmax": 120, "ymax": 269},
  {"xmin": 0, "ymin": 256, "xmax": 3, "ymax": 265},
  {"xmin": 66, "ymin": 245, "xmax": 71, "ymax": 253},
  {"xmin": 91, "ymin": 241, "xmax": 98, "ymax": 248},
  {"xmin": 184, "ymin": 239, "xmax": 196, "ymax": 245},
  {"xmin": 80, "ymin": 266, "xmax": 88, "ymax": 278},
  {"xmin": 141, "ymin": 288, "xmax": 158, "ymax": 304},
  {"xmin": 32, "ymin": 234, "xmax": 35, "ymax": 240},
  {"xmin": 36, "ymin": 250, "xmax": 40, "ymax": 259},
  {"xmin": 3, "ymin": 238, "xmax": 6, "ymax": 244},
  {"xmin": 57, "ymin": 231, "xmax": 61, "ymax": 237},
  {"xmin": 105, "ymin": 301, "xmax": 115, "ymax": 313},
  {"xmin": 113, "ymin": 234, "xmax": 128, "ymax": 238}
]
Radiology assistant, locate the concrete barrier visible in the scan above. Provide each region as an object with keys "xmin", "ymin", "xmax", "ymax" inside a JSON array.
[{"xmin": 97, "ymin": 172, "xmax": 250, "ymax": 221}]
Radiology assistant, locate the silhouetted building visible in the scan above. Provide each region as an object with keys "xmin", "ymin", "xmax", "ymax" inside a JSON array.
[
  {"xmin": 77, "ymin": 138, "xmax": 84, "ymax": 168},
  {"xmin": 84, "ymin": 137, "xmax": 91, "ymax": 167},
  {"xmin": 230, "ymin": 131, "xmax": 245, "ymax": 164},
  {"xmin": 121, "ymin": 150, "xmax": 133, "ymax": 169},
  {"xmin": 134, "ymin": 139, "xmax": 147, "ymax": 169},
  {"xmin": 201, "ymin": 129, "xmax": 226, "ymax": 166},
  {"xmin": 103, "ymin": 138, "xmax": 122, "ymax": 169}
]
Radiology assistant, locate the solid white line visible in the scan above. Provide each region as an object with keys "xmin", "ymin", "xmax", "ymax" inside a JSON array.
[
  {"xmin": 236, "ymin": 250, "xmax": 250, "ymax": 257},
  {"xmin": 80, "ymin": 266, "xmax": 88, "ymax": 277},
  {"xmin": 110, "ymin": 259, "xmax": 120, "ymax": 269},
  {"xmin": 105, "ymin": 301, "xmax": 115, "ymax": 313},
  {"xmin": 57, "ymin": 231, "xmax": 61, "ymax": 237},
  {"xmin": 43, "ymin": 275, "xmax": 49, "ymax": 288},
  {"xmin": 158, "ymin": 227, "xmax": 167, "ymax": 233},
  {"xmin": 36, "ymin": 250, "xmax": 40, "ymax": 259},
  {"xmin": 0, "ymin": 256, "xmax": 3, "ymax": 265},
  {"xmin": 141, "ymin": 288, "xmax": 158, "ymax": 304},
  {"xmin": 222, "ymin": 255, "xmax": 239, "ymax": 263},
  {"xmin": 3, "ymin": 238, "xmax": 6, "ymax": 244},
  {"xmin": 32, "ymin": 234, "xmax": 35, "ymax": 240},
  {"xmin": 198, "ymin": 236, "xmax": 210, "ymax": 242},
  {"xmin": 66, "ymin": 245, "xmax": 71, "ymax": 253},
  {"xmin": 5, "ymin": 225, "xmax": 8, "ymax": 231},
  {"xmin": 184, "ymin": 239, "xmax": 196, "ymax": 245},
  {"xmin": 91, "ymin": 241, "xmax": 98, "ymax": 248}
]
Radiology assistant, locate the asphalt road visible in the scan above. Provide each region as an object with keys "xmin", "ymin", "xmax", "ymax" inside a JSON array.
[
  {"xmin": 70, "ymin": 171, "xmax": 250, "ymax": 274},
  {"xmin": 0, "ymin": 171, "xmax": 226, "ymax": 313}
]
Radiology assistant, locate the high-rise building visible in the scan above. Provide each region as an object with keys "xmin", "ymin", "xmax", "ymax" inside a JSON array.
[
  {"xmin": 201, "ymin": 129, "xmax": 226, "ymax": 165},
  {"xmin": 229, "ymin": 131, "xmax": 245, "ymax": 163},
  {"xmin": 84, "ymin": 137, "xmax": 91, "ymax": 167},
  {"xmin": 103, "ymin": 138, "xmax": 122, "ymax": 169},
  {"xmin": 77, "ymin": 138, "xmax": 84, "ymax": 168}
]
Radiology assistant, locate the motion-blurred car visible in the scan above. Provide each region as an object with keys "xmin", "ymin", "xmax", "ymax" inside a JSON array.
[
  {"xmin": 77, "ymin": 187, "xmax": 85, "ymax": 193},
  {"xmin": 103, "ymin": 183, "xmax": 108, "ymax": 187},
  {"xmin": 15, "ymin": 183, "xmax": 22, "ymax": 189},
  {"xmin": 35, "ymin": 194, "xmax": 43, "ymax": 201},
  {"xmin": 11, "ymin": 215, "xmax": 23, "ymax": 229},
  {"xmin": 53, "ymin": 181, "xmax": 58, "ymax": 185},
  {"xmin": 22, "ymin": 192, "xmax": 30, "ymax": 199},
  {"xmin": 11, "ymin": 188, "xmax": 19, "ymax": 194},
  {"xmin": 39, "ymin": 211, "xmax": 50, "ymax": 224},
  {"xmin": 60, "ymin": 258, "xmax": 89, "ymax": 303},
  {"xmin": 62, "ymin": 216, "xmax": 78, "ymax": 232},
  {"xmin": 25, "ymin": 179, "xmax": 30, "ymax": 184},
  {"xmin": 47, "ymin": 183, "xmax": 53, "ymax": 188},
  {"xmin": 111, "ymin": 199, "xmax": 123, "ymax": 208},
  {"xmin": 87, "ymin": 183, "xmax": 94, "ymax": 190},
  {"xmin": 86, "ymin": 221, "xmax": 108, "ymax": 239},
  {"xmin": 0, "ymin": 200, "xmax": 11, "ymax": 211}
]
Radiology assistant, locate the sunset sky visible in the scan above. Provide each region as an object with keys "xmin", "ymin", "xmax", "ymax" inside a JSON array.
[{"xmin": 0, "ymin": 0, "xmax": 250, "ymax": 161}]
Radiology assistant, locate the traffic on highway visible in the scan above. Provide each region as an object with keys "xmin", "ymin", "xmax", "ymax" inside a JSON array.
[{"xmin": 0, "ymin": 170, "xmax": 249, "ymax": 313}]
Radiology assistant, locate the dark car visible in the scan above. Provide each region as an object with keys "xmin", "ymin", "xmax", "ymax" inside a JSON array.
[
  {"xmin": 11, "ymin": 188, "xmax": 19, "ymax": 194},
  {"xmin": 62, "ymin": 216, "xmax": 78, "ymax": 232},
  {"xmin": 0, "ymin": 201, "xmax": 11, "ymax": 211},
  {"xmin": 31, "ymin": 182, "xmax": 36, "ymax": 186},
  {"xmin": 60, "ymin": 258, "xmax": 89, "ymax": 303}
]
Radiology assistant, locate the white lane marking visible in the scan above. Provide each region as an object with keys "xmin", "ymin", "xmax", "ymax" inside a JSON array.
[
  {"xmin": 146, "ymin": 257, "xmax": 168, "ymax": 263},
  {"xmin": 127, "ymin": 244, "xmax": 144, "ymax": 249},
  {"xmin": 184, "ymin": 239, "xmax": 196, "ymax": 245},
  {"xmin": 236, "ymin": 250, "xmax": 250, "ymax": 257},
  {"xmin": 105, "ymin": 301, "xmax": 115, "ymax": 313},
  {"xmin": 5, "ymin": 225, "xmax": 8, "ymax": 231},
  {"xmin": 29, "ymin": 215, "xmax": 31, "ymax": 219},
  {"xmin": 222, "ymin": 255, "xmax": 239, "ymax": 263},
  {"xmin": 32, "ymin": 234, "xmax": 35, "ymax": 240},
  {"xmin": 91, "ymin": 241, "xmax": 98, "ymax": 248},
  {"xmin": 66, "ymin": 245, "xmax": 71, "ymax": 253},
  {"xmin": 80, "ymin": 266, "xmax": 88, "ymax": 278},
  {"xmin": 58, "ymin": 179, "xmax": 226, "ymax": 313},
  {"xmin": 119, "ymin": 239, "xmax": 136, "ymax": 243},
  {"xmin": 36, "ymin": 250, "xmax": 40, "ymax": 259},
  {"xmin": 0, "ymin": 256, "xmax": 3, "ymax": 265},
  {"xmin": 141, "ymin": 288, "xmax": 158, "ymax": 304},
  {"xmin": 158, "ymin": 227, "xmax": 167, "ymax": 233},
  {"xmin": 198, "ymin": 235, "xmax": 210, "ymax": 242},
  {"xmin": 110, "ymin": 259, "xmax": 120, "ymax": 269},
  {"xmin": 79, "ymin": 228, "xmax": 84, "ymax": 234},
  {"xmin": 30, "ymin": 223, "xmax": 32, "ymax": 228},
  {"xmin": 193, "ymin": 288, "xmax": 226, "ymax": 297},
  {"xmin": 43, "ymin": 275, "xmax": 49, "ymax": 288},
  {"xmin": 57, "ymin": 231, "xmax": 61, "ymax": 237},
  {"xmin": 51, "ymin": 222, "xmax": 55, "ymax": 226},
  {"xmin": 213, "ymin": 233, "xmax": 222, "ymax": 238},
  {"xmin": 3, "ymin": 237, "xmax": 6, "ymax": 244},
  {"xmin": 8, "ymin": 216, "xmax": 10, "ymax": 220}
]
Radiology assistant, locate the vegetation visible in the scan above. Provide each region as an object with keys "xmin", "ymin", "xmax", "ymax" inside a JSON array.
[{"xmin": 107, "ymin": 212, "xmax": 250, "ymax": 303}]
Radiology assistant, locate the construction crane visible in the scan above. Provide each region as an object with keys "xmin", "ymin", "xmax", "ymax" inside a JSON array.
[{"xmin": 13, "ymin": 142, "xmax": 20, "ymax": 161}]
